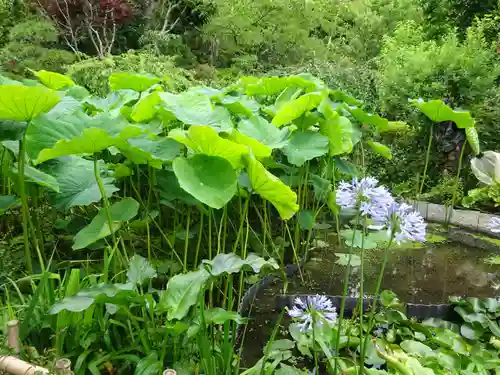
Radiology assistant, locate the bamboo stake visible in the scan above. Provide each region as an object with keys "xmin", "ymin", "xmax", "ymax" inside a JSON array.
[
  {"xmin": 55, "ymin": 358, "xmax": 72, "ymax": 374},
  {"xmin": 163, "ymin": 370, "xmax": 177, "ymax": 375},
  {"xmin": 0, "ymin": 356, "xmax": 49, "ymax": 375},
  {"xmin": 6, "ymin": 320, "xmax": 20, "ymax": 357}
]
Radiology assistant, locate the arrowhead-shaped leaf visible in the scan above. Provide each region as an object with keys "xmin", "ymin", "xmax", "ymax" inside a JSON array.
[
  {"xmin": 161, "ymin": 269, "xmax": 210, "ymax": 320},
  {"xmin": 73, "ymin": 197, "xmax": 139, "ymax": 249},
  {"xmin": 127, "ymin": 255, "xmax": 157, "ymax": 285}
]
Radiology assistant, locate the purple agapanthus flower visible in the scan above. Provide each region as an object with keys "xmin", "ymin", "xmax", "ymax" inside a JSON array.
[
  {"xmin": 336, "ymin": 177, "xmax": 394, "ymax": 219},
  {"xmin": 287, "ymin": 295, "xmax": 338, "ymax": 332},
  {"xmin": 373, "ymin": 203, "xmax": 427, "ymax": 244},
  {"xmin": 486, "ymin": 217, "xmax": 500, "ymax": 233}
]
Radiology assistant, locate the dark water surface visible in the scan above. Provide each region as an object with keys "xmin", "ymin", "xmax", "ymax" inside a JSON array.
[{"xmin": 241, "ymin": 229, "xmax": 500, "ymax": 367}]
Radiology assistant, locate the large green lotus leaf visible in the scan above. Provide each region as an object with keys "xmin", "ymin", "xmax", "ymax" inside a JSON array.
[
  {"xmin": 43, "ymin": 156, "xmax": 119, "ymax": 211},
  {"xmin": 220, "ymin": 95, "xmax": 260, "ymax": 117},
  {"xmin": 160, "ymin": 92, "xmax": 233, "ymax": 131},
  {"xmin": 239, "ymin": 76, "xmax": 292, "ymax": 96},
  {"xmin": 227, "ymin": 130, "xmax": 271, "ymax": 160},
  {"xmin": 27, "ymin": 112, "xmax": 144, "ymax": 164},
  {"xmin": 272, "ymin": 92, "xmax": 324, "ymax": 127},
  {"xmin": 244, "ymin": 155, "xmax": 298, "ymax": 220},
  {"xmin": 85, "ymin": 90, "xmax": 139, "ymax": 113},
  {"xmin": 169, "ymin": 125, "xmax": 248, "ymax": 169},
  {"xmin": 410, "ymin": 99, "xmax": 474, "ymax": 129},
  {"xmin": 34, "ymin": 70, "xmax": 75, "ymax": 90},
  {"xmin": 238, "ymin": 116, "xmax": 289, "ymax": 149},
  {"xmin": 160, "ymin": 269, "xmax": 210, "ymax": 320},
  {"xmin": 109, "ymin": 72, "xmax": 160, "ymax": 92},
  {"xmin": 0, "ymin": 120, "xmax": 26, "ymax": 141},
  {"xmin": 411, "ymin": 99, "xmax": 479, "ymax": 152},
  {"xmin": 282, "ymin": 131, "xmax": 328, "ymax": 166},
  {"xmin": 367, "ymin": 140, "xmax": 392, "ymax": 160},
  {"xmin": 130, "ymin": 92, "xmax": 161, "ymax": 122},
  {"xmin": 11, "ymin": 164, "xmax": 59, "ymax": 192},
  {"xmin": 240, "ymin": 75, "xmax": 322, "ymax": 96},
  {"xmin": 319, "ymin": 114, "xmax": 354, "ymax": 156},
  {"xmin": 118, "ymin": 135, "xmax": 182, "ymax": 168},
  {"xmin": 173, "ymin": 155, "xmax": 237, "ymax": 209},
  {"xmin": 0, "ymin": 85, "xmax": 61, "ymax": 121},
  {"xmin": 73, "ymin": 197, "xmax": 139, "ymax": 249}
]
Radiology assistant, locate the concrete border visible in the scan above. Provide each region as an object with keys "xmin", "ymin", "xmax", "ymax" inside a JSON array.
[{"xmin": 411, "ymin": 201, "xmax": 500, "ymax": 238}]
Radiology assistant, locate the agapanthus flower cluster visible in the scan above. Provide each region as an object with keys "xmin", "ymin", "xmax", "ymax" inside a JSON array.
[
  {"xmin": 336, "ymin": 177, "xmax": 427, "ymax": 244},
  {"xmin": 336, "ymin": 177, "xmax": 394, "ymax": 219},
  {"xmin": 372, "ymin": 202, "xmax": 427, "ymax": 244},
  {"xmin": 287, "ymin": 295, "xmax": 338, "ymax": 332},
  {"xmin": 486, "ymin": 217, "xmax": 500, "ymax": 234}
]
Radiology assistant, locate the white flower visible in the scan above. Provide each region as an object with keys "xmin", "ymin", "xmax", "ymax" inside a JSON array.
[
  {"xmin": 287, "ymin": 295, "xmax": 338, "ymax": 332},
  {"xmin": 470, "ymin": 151, "xmax": 500, "ymax": 185},
  {"xmin": 486, "ymin": 217, "xmax": 500, "ymax": 233},
  {"xmin": 336, "ymin": 177, "xmax": 394, "ymax": 219},
  {"xmin": 373, "ymin": 203, "xmax": 427, "ymax": 244}
]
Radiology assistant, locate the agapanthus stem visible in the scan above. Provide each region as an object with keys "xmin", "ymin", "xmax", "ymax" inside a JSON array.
[
  {"xmin": 362, "ymin": 235, "xmax": 394, "ymax": 357},
  {"xmin": 358, "ymin": 216, "xmax": 368, "ymax": 374},
  {"xmin": 334, "ymin": 213, "xmax": 360, "ymax": 372}
]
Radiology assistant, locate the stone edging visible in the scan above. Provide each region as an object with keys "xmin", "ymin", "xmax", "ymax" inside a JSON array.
[{"xmin": 411, "ymin": 201, "xmax": 500, "ymax": 237}]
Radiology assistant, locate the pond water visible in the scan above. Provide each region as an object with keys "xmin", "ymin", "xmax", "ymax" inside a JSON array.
[{"xmin": 240, "ymin": 227, "xmax": 500, "ymax": 367}]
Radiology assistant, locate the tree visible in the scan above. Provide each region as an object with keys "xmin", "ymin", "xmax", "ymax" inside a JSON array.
[{"xmin": 37, "ymin": 0, "xmax": 134, "ymax": 57}]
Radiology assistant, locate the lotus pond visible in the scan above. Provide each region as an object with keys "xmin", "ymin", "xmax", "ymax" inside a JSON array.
[
  {"xmin": 241, "ymin": 227, "xmax": 500, "ymax": 373},
  {"xmin": 0, "ymin": 70, "xmax": 498, "ymax": 375}
]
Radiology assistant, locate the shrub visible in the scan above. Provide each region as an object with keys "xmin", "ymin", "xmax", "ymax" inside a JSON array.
[
  {"xmin": 377, "ymin": 21, "xmax": 500, "ymax": 119},
  {"xmin": 66, "ymin": 51, "xmax": 196, "ymax": 95},
  {"xmin": 0, "ymin": 19, "xmax": 76, "ymax": 76}
]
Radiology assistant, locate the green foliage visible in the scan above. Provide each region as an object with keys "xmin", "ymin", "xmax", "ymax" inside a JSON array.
[
  {"xmin": 67, "ymin": 51, "xmax": 195, "ymax": 96},
  {"xmin": 378, "ymin": 21, "xmax": 500, "ymax": 119},
  {"xmin": 0, "ymin": 19, "xmax": 75, "ymax": 76}
]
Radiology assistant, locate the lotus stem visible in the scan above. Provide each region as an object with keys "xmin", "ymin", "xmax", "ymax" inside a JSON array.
[
  {"xmin": 17, "ymin": 138, "xmax": 32, "ymax": 273},
  {"xmin": 446, "ymin": 140, "xmax": 467, "ymax": 225},
  {"xmin": 93, "ymin": 155, "xmax": 118, "ymax": 250},
  {"xmin": 419, "ymin": 124, "xmax": 433, "ymax": 197}
]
